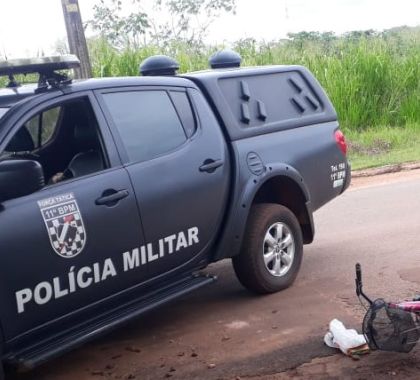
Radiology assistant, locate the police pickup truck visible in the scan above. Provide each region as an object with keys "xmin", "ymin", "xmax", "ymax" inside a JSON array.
[{"xmin": 0, "ymin": 52, "xmax": 350, "ymax": 374}]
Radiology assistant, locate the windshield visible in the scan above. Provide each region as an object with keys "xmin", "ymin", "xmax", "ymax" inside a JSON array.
[{"xmin": 0, "ymin": 107, "xmax": 9, "ymax": 119}]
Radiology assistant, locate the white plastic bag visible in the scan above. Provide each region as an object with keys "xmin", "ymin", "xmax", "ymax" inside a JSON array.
[{"xmin": 324, "ymin": 319, "xmax": 366, "ymax": 354}]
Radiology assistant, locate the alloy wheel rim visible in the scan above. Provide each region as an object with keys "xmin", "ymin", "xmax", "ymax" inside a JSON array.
[{"xmin": 263, "ymin": 222, "xmax": 295, "ymax": 277}]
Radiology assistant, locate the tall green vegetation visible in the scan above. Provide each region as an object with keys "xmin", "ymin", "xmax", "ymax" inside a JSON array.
[{"xmin": 88, "ymin": 26, "xmax": 420, "ymax": 132}]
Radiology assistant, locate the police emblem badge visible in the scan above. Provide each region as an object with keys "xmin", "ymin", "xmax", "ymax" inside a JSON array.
[{"xmin": 38, "ymin": 193, "xmax": 86, "ymax": 258}]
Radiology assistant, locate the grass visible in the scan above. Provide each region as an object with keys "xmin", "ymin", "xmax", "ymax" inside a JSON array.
[{"xmin": 347, "ymin": 124, "xmax": 420, "ymax": 170}]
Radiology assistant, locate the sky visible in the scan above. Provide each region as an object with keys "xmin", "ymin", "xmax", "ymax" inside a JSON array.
[{"xmin": 0, "ymin": 0, "xmax": 419, "ymax": 58}]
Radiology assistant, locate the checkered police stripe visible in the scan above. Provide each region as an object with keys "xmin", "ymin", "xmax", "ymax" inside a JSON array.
[{"xmin": 47, "ymin": 213, "xmax": 85, "ymax": 257}]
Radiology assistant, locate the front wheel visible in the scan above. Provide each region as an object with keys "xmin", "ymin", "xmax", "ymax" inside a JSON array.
[{"xmin": 232, "ymin": 203, "xmax": 303, "ymax": 294}]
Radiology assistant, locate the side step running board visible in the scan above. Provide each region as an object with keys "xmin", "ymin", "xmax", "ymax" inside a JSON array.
[{"xmin": 7, "ymin": 273, "xmax": 216, "ymax": 370}]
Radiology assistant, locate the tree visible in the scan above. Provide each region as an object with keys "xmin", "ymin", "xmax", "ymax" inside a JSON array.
[
  {"xmin": 154, "ymin": 0, "xmax": 236, "ymax": 45},
  {"xmin": 343, "ymin": 29, "xmax": 378, "ymax": 40},
  {"xmin": 286, "ymin": 31, "xmax": 337, "ymax": 52},
  {"xmin": 88, "ymin": 0, "xmax": 236, "ymax": 49},
  {"xmin": 89, "ymin": 0, "xmax": 150, "ymax": 49}
]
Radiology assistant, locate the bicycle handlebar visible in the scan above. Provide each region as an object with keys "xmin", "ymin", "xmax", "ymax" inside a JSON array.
[
  {"xmin": 355, "ymin": 263, "xmax": 372, "ymax": 305},
  {"xmin": 356, "ymin": 263, "xmax": 362, "ymax": 283}
]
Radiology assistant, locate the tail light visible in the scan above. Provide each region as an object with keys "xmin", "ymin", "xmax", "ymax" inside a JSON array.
[{"xmin": 335, "ymin": 130, "xmax": 347, "ymax": 155}]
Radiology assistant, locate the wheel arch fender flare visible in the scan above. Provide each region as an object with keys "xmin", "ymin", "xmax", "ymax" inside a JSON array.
[
  {"xmin": 213, "ymin": 163, "xmax": 314, "ymax": 261},
  {"xmin": 250, "ymin": 163, "xmax": 312, "ymax": 202}
]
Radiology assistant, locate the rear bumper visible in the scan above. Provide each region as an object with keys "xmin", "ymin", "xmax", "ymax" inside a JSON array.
[{"xmin": 342, "ymin": 161, "xmax": 352, "ymax": 193}]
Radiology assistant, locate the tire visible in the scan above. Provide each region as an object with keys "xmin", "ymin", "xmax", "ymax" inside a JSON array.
[{"xmin": 232, "ymin": 203, "xmax": 303, "ymax": 294}]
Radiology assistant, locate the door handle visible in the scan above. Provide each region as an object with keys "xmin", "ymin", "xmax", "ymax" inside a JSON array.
[
  {"xmin": 95, "ymin": 189, "xmax": 129, "ymax": 206},
  {"xmin": 199, "ymin": 159, "xmax": 224, "ymax": 173}
]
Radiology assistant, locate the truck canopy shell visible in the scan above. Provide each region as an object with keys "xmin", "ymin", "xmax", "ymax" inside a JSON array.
[{"xmin": 182, "ymin": 65, "xmax": 337, "ymax": 141}]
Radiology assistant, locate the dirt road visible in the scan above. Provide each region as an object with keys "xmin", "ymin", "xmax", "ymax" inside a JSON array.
[{"xmin": 12, "ymin": 169, "xmax": 420, "ymax": 380}]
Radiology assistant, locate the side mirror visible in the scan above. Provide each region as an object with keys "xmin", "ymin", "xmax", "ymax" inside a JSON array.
[{"xmin": 0, "ymin": 159, "xmax": 45, "ymax": 202}]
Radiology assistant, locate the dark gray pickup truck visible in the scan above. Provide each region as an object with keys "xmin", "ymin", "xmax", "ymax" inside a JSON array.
[{"xmin": 0, "ymin": 52, "xmax": 350, "ymax": 375}]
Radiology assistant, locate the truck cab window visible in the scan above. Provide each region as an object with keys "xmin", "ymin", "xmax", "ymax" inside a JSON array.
[
  {"xmin": 25, "ymin": 106, "xmax": 61, "ymax": 149},
  {"xmin": 169, "ymin": 91, "xmax": 197, "ymax": 138},
  {"xmin": 2, "ymin": 98, "xmax": 107, "ymax": 186},
  {"xmin": 103, "ymin": 90, "xmax": 187, "ymax": 163}
]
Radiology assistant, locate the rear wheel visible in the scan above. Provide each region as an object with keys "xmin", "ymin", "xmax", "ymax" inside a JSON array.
[{"xmin": 232, "ymin": 203, "xmax": 303, "ymax": 294}]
